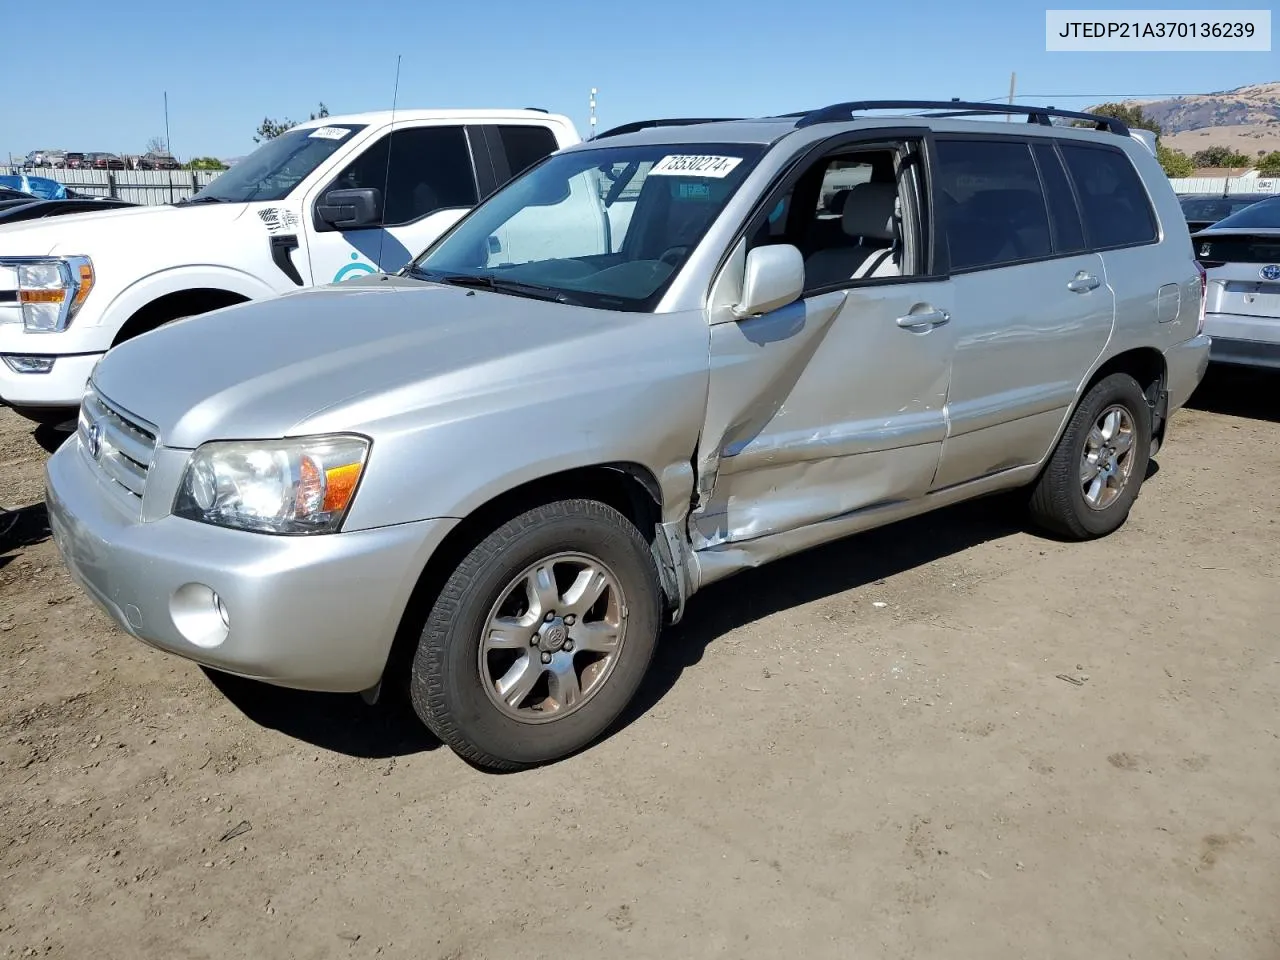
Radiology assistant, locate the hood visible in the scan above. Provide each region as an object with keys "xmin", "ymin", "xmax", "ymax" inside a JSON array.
[
  {"xmin": 0, "ymin": 202, "xmax": 245, "ymax": 255},
  {"xmin": 92, "ymin": 277, "xmax": 661, "ymax": 448}
]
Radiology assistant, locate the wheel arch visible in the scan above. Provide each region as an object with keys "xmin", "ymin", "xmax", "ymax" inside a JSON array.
[
  {"xmin": 112, "ymin": 288, "xmax": 250, "ymax": 346},
  {"xmin": 379, "ymin": 462, "xmax": 668, "ymax": 695},
  {"xmin": 1083, "ymin": 347, "xmax": 1169, "ymax": 450},
  {"xmin": 100, "ymin": 266, "xmax": 277, "ymax": 347}
]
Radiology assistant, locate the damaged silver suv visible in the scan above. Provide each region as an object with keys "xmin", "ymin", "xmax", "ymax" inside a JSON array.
[{"xmin": 46, "ymin": 102, "xmax": 1210, "ymax": 770}]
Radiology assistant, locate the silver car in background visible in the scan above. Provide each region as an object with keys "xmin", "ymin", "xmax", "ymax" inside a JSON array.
[
  {"xmin": 1194, "ymin": 195, "xmax": 1280, "ymax": 369},
  {"xmin": 45, "ymin": 101, "xmax": 1210, "ymax": 770}
]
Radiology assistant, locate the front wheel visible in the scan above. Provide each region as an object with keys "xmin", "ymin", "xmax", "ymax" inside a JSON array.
[
  {"xmin": 6, "ymin": 405, "xmax": 78, "ymax": 430},
  {"xmin": 409, "ymin": 499, "xmax": 662, "ymax": 771},
  {"xmin": 1028, "ymin": 372, "xmax": 1152, "ymax": 540}
]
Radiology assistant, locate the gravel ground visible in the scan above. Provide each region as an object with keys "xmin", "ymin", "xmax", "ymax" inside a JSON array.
[{"xmin": 1, "ymin": 366, "xmax": 1277, "ymax": 960}]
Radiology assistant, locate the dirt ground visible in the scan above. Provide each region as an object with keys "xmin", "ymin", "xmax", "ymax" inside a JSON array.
[{"xmin": 1, "ymin": 367, "xmax": 1278, "ymax": 960}]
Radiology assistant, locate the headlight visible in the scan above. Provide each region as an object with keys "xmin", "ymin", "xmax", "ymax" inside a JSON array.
[
  {"xmin": 0, "ymin": 256, "xmax": 95, "ymax": 332},
  {"xmin": 173, "ymin": 435, "xmax": 370, "ymax": 535}
]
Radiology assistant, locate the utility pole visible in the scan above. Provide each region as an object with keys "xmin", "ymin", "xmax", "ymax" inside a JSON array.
[
  {"xmin": 164, "ymin": 91, "xmax": 171, "ymax": 154},
  {"xmin": 589, "ymin": 88, "xmax": 597, "ymax": 139},
  {"xmin": 1007, "ymin": 72, "xmax": 1016, "ymax": 119}
]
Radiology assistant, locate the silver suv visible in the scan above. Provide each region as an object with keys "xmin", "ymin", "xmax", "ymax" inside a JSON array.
[{"xmin": 46, "ymin": 101, "xmax": 1211, "ymax": 770}]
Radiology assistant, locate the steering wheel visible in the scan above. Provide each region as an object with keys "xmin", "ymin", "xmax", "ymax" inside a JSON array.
[{"xmin": 658, "ymin": 245, "xmax": 690, "ymax": 266}]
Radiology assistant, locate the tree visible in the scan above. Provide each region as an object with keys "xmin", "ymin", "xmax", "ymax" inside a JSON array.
[
  {"xmin": 1190, "ymin": 145, "xmax": 1252, "ymax": 168},
  {"xmin": 1085, "ymin": 102, "xmax": 1162, "ymax": 138},
  {"xmin": 186, "ymin": 157, "xmax": 227, "ymax": 171},
  {"xmin": 1254, "ymin": 151, "xmax": 1280, "ymax": 176},
  {"xmin": 1156, "ymin": 143, "xmax": 1194, "ymax": 178},
  {"xmin": 145, "ymin": 135, "xmax": 169, "ymax": 155},
  {"xmin": 253, "ymin": 102, "xmax": 330, "ymax": 143}
]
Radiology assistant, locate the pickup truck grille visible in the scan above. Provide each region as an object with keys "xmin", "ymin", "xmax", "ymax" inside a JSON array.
[{"xmin": 78, "ymin": 387, "xmax": 157, "ymax": 501}]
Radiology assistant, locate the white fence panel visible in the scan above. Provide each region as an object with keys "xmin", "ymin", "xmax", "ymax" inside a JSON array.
[
  {"xmin": 1170, "ymin": 176, "xmax": 1280, "ymax": 195},
  {"xmin": 1, "ymin": 166, "xmax": 223, "ymax": 204}
]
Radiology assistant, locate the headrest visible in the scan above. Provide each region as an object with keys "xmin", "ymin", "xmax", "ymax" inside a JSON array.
[
  {"xmin": 842, "ymin": 182, "xmax": 897, "ymax": 241},
  {"xmin": 827, "ymin": 189, "xmax": 851, "ymax": 215}
]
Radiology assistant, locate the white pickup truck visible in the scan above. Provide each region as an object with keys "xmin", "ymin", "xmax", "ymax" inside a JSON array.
[{"xmin": 0, "ymin": 108, "xmax": 580, "ymax": 423}]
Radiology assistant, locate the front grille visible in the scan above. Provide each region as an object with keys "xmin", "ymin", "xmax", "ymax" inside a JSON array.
[{"xmin": 78, "ymin": 387, "xmax": 158, "ymax": 500}]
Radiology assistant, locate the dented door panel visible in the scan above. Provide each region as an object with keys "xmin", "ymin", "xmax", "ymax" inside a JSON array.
[{"xmin": 691, "ymin": 281, "xmax": 957, "ymax": 554}]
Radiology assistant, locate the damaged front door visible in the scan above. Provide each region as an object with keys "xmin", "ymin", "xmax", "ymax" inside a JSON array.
[{"xmin": 689, "ymin": 136, "xmax": 957, "ymax": 570}]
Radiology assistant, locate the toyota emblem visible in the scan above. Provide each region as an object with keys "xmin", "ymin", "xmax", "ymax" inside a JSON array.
[
  {"xmin": 85, "ymin": 420, "xmax": 103, "ymax": 460},
  {"xmin": 1261, "ymin": 264, "xmax": 1280, "ymax": 282}
]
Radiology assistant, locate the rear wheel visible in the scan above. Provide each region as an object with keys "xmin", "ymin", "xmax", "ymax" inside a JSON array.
[
  {"xmin": 1028, "ymin": 372, "xmax": 1151, "ymax": 540},
  {"xmin": 409, "ymin": 499, "xmax": 662, "ymax": 771}
]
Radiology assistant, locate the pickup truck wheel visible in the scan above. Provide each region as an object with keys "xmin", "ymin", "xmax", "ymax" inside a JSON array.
[
  {"xmin": 410, "ymin": 499, "xmax": 662, "ymax": 771},
  {"xmin": 7, "ymin": 405, "xmax": 79, "ymax": 430},
  {"xmin": 1028, "ymin": 372, "xmax": 1151, "ymax": 540}
]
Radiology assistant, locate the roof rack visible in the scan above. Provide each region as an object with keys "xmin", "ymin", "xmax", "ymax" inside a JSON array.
[
  {"xmin": 592, "ymin": 117, "xmax": 743, "ymax": 139},
  {"xmin": 793, "ymin": 100, "xmax": 1130, "ymax": 137}
]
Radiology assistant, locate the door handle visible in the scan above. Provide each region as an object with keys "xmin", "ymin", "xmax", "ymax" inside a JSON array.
[
  {"xmin": 896, "ymin": 308, "xmax": 950, "ymax": 330},
  {"xmin": 1067, "ymin": 272, "xmax": 1100, "ymax": 293}
]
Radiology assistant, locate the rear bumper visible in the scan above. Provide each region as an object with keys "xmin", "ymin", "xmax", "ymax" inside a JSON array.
[
  {"xmin": 46, "ymin": 436, "xmax": 457, "ymax": 692},
  {"xmin": 1163, "ymin": 334, "xmax": 1211, "ymax": 412},
  {"xmin": 1207, "ymin": 337, "xmax": 1280, "ymax": 370}
]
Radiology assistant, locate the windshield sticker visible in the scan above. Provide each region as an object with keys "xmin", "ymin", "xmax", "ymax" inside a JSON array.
[
  {"xmin": 676, "ymin": 183, "xmax": 711, "ymax": 199},
  {"xmin": 648, "ymin": 155, "xmax": 743, "ymax": 179},
  {"xmin": 257, "ymin": 207, "xmax": 300, "ymax": 234},
  {"xmin": 308, "ymin": 126, "xmax": 351, "ymax": 141}
]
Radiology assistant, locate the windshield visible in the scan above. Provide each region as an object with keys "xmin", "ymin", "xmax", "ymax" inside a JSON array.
[
  {"xmin": 407, "ymin": 141, "xmax": 764, "ymax": 310},
  {"xmin": 188, "ymin": 123, "xmax": 366, "ymax": 204},
  {"xmin": 1180, "ymin": 196, "xmax": 1268, "ymax": 223},
  {"xmin": 1207, "ymin": 196, "xmax": 1280, "ymax": 230}
]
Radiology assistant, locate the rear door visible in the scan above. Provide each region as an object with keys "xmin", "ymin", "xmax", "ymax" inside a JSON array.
[{"xmin": 929, "ymin": 136, "xmax": 1115, "ymax": 490}]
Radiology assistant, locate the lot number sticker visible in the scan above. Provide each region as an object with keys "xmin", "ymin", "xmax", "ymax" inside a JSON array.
[
  {"xmin": 649, "ymin": 155, "xmax": 743, "ymax": 178},
  {"xmin": 308, "ymin": 126, "xmax": 351, "ymax": 140}
]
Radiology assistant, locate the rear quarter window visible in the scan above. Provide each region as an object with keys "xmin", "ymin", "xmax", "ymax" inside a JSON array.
[{"xmin": 1059, "ymin": 144, "xmax": 1157, "ymax": 250}]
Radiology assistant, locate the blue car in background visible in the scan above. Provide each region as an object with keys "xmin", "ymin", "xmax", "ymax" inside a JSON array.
[{"xmin": 0, "ymin": 174, "xmax": 69, "ymax": 200}]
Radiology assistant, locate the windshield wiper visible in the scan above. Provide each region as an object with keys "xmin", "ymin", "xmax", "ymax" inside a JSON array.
[
  {"xmin": 412, "ymin": 270, "xmax": 580, "ymax": 305},
  {"xmin": 176, "ymin": 196, "xmax": 228, "ymax": 205}
]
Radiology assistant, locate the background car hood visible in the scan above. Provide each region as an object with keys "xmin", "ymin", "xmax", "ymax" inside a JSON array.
[
  {"xmin": 92, "ymin": 278, "xmax": 661, "ymax": 448},
  {"xmin": 0, "ymin": 202, "xmax": 245, "ymax": 254}
]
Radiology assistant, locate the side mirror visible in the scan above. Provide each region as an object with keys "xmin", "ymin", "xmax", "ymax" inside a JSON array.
[
  {"xmin": 316, "ymin": 187, "xmax": 383, "ymax": 229},
  {"xmin": 733, "ymin": 244, "xmax": 805, "ymax": 319}
]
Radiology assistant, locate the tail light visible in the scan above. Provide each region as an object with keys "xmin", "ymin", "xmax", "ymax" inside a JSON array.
[{"xmin": 1193, "ymin": 260, "xmax": 1207, "ymax": 336}]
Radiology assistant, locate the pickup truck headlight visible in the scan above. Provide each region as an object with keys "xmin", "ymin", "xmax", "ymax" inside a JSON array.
[
  {"xmin": 174, "ymin": 435, "xmax": 370, "ymax": 535},
  {"xmin": 0, "ymin": 256, "xmax": 95, "ymax": 332}
]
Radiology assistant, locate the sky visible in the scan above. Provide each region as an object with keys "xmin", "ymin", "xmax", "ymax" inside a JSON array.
[{"xmin": 2, "ymin": 0, "xmax": 1274, "ymax": 162}]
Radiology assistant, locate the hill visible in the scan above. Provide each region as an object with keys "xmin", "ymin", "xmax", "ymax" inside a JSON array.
[{"xmin": 1097, "ymin": 82, "xmax": 1280, "ymax": 162}]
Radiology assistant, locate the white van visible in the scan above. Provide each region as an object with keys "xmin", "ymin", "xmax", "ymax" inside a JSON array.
[{"xmin": 0, "ymin": 109, "xmax": 580, "ymax": 423}]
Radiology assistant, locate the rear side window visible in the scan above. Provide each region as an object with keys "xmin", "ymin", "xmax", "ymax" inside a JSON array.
[
  {"xmin": 1059, "ymin": 144, "xmax": 1157, "ymax": 249},
  {"xmin": 498, "ymin": 125, "xmax": 560, "ymax": 178},
  {"xmin": 1032, "ymin": 143, "xmax": 1086, "ymax": 254},
  {"xmin": 935, "ymin": 139, "xmax": 1052, "ymax": 271}
]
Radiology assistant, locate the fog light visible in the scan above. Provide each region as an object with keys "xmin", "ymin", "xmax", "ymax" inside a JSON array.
[
  {"xmin": 3, "ymin": 355, "xmax": 55, "ymax": 374},
  {"xmin": 170, "ymin": 583, "xmax": 230, "ymax": 649}
]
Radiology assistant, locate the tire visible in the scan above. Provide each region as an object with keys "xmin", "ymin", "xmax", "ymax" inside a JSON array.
[
  {"xmin": 1029, "ymin": 372, "xmax": 1152, "ymax": 540},
  {"xmin": 409, "ymin": 499, "xmax": 662, "ymax": 771},
  {"xmin": 6, "ymin": 405, "xmax": 78, "ymax": 430}
]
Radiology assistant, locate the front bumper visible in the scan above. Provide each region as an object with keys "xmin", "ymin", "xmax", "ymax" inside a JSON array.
[
  {"xmin": 45, "ymin": 436, "xmax": 457, "ymax": 692},
  {"xmin": 1163, "ymin": 333, "xmax": 1212, "ymax": 413},
  {"xmin": 0, "ymin": 351, "xmax": 103, "ymax": 409}
]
